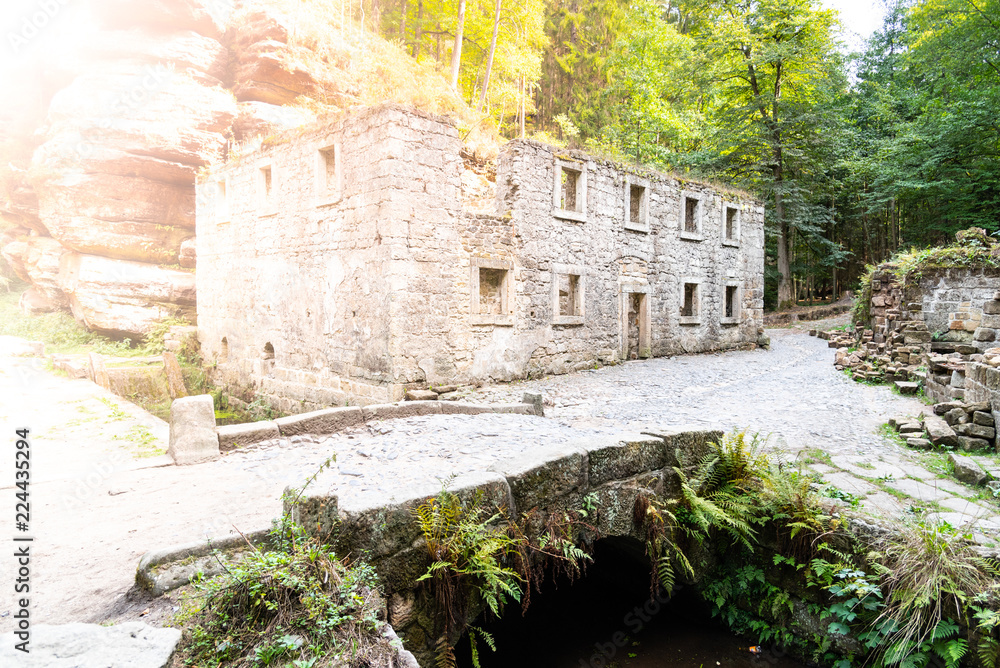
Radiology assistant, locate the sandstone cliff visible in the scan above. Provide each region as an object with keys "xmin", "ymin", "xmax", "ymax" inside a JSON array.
[{"xmin": 1, "ymin": 0, "xmax": 481, "ymax": 338}]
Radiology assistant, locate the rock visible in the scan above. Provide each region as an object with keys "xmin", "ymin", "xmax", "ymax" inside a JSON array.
[
  {"xmin": 951, "ymin": 370, "xmax": 966, "ymax": 388},
  {"xmin": 217, "ymin": 420, "xmax": 281, "ymax": 451},
  {"xmin": 757, "ymin": 334, "xmax": 771, "ymax": 348},
  {"xmin": 955, "ymin": 423, "xmax": 996, "ymax": 440},
  {"xmin": 163, "ymin": 350, "xmax": 188, "ymax": 399},
  {"xmin": 934, "ymin": 401, "xmax": 965, "ymax": 415},
  {"xmin": 168, "ymin": 394, "xmax": 219, "ymax": 465},
  {"xmin": 60, "ymin": 252, "xmax": 197, "ymax": 338},
  {"xmin": 179, "ymin": 237, "xmax": 197, "ymax": 268},
  {"xmin": 0, "ymin": 622, "xmax": 181, "ymax": 667},
  {"xmin": 1, "ymin": 235, "xmax": 69, "ymax": 307},
  {"xmin": 973, "ymin": 411, "xmax": 995, "ymax": 427},
  {"xmin": 432, "ymin": 384, "xmax": 459, "ymax": 394},
  {"xmin": 958, "ymin": 436, "xmax": 992, "ymax": 452},
  {"xmin": 923, "ymin": 414, "xmax": 960, "ymax": 448},
  {"xmin": 894, "ymin": 381, "xmax": 919, "ymax": 395},
  {"xmin": 949, "ymin": 453, "xmax": 991, "ymax": 486},
  {"xmin": 974, "ymin": 328, "xmax": 996, "ymax": 342},
  {"xmin": 898, "ymin": 423, "xmax": 924, "ymax": 435},
  {"xmin": 405, "ymin": 389, "xmax": 438, "ymax": 401},
  {"xmin": 275, "ymin": 407, "xmax": 364, "ymax": 436},
  {"xmin": 230, "ymin": 101, "xmax": 315, "ymax": 140},
  {"xmin": 522, "ymin": 391, "xmax": 545, "ymax": 417},
  {"xmin": 985, "ymin": 301, "xmax": 1000, "ymax": 315},
  {"xmin": 943, "ymin": 407, "xmax": 969, "ymax": 426},
  {"xmin": 965, "ymin": 401, "xmax": 990, "ymax": 413},
  {"xmin": 906, "ymin": 437, "xmax": 933, "ymax": 450}
]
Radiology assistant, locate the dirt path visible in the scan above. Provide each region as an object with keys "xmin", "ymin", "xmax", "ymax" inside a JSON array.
[{"xmin": 1, "ymin": 319, "xmax": 998, "ymax": 632}]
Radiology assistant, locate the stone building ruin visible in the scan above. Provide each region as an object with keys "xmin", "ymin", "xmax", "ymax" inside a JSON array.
[{"xmin": 196, "ymin": 104, "xmax": 765, "ymax": 411}]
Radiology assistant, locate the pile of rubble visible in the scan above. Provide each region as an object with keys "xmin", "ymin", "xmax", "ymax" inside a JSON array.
[
  {"xmin": 890, "ymin": 400, "xmax": 998, "ymax": 453},
  {"xmin": 818, "ymin": 327, "xmax": 924, "ymax": 389}
]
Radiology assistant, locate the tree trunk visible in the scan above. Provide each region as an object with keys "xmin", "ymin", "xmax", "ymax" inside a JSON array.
[
  {"xmin": 776, "ymin": 186, "xmax": 793, "ymax": 309},
  {"xmin": 399, "ymin": 0, "xmax": 407, "ymax": 40},
  {"xmin": 519, "ymin": 75, "xmax": 526, "ymax": 138},
  {"xmin": 477, "ymin": 0, "xmax": 502, "ymax": 113},
  {"xmin": 449, "ymin": 0, "xmax": 467, "ymax": 90},
  {"xmin": 413, "ymin": 0, "xmax": 422, "ymax": 57}
]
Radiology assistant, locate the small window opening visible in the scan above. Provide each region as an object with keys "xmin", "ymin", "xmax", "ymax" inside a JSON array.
[
  {"xmin": 259, "ymin": 165, "xmax": 273, "ymax": 210},
  {"xmin": 479, "ymin": 268, "xmax": 506, "ymax": 315},
  {"xmin": 220, "ymin": 337, "xmax": 229, "ymax": 363},
  {"xmin": 263, "ymin": 342, "xmax": 275, "ymax": 360},
  {"xmin": 319, "ymin": 145, "xmax": 338, "ymax": 197},
  {"xmin": 682, "ymin": 283, "xmax": 698, "ymax": 317},
  {"xmin": 629, "ymin": 184, "xmax": 644, "ymax": 224},
  {"xmin": 725, "ymin": 286, "xmax": 738, "ymax": 319},
  {"xmin": 558, "ymin": 274, "xmax": 581, "ymax": 316},
  {"xmin": 684, "ymin": 197, "xmax": 699, "ymax": 233},
  {"xmin": 725, "ymin": 207, "xmax": 738, "ymax": 240},
  {"xmin": 561, "ymin": 168, "xmax": 581, "ymax": 212}
]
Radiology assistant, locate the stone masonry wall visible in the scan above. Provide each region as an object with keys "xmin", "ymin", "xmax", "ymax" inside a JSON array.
[{"xmin": 197, "ymin": 104, "xmax": 765, "ymax": 410}]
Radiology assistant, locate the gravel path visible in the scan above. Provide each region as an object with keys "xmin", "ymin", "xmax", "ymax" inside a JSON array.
[{"xmin": 1, "ymin": 317, "xmax": 998, "ymax": 632}]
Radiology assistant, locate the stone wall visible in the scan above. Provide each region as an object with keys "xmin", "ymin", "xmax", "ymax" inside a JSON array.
[{"xmin": 197, "ymin": 104, "xmax": 765, "ymax": 410}]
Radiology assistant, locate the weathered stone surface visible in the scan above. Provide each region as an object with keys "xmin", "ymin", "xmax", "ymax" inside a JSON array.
[
  {"xmin": 584, "ymin": 434, "xmax": 667, "ymax": 485},
  {"xmin": 923, "ymin": 414, "xmax": 960, "ymax": 448},
  {"xmin": 522, "ymin": 391, "xmax": 545, "ymax": 416},
  {"xmin": 168, "ymin": 394, "xmax": 219, "ymax": 465},
  {"xmin": 0, "ymin": 235, "xmax": 68, "ymax": 308},
  {"xmin": 955, "ymin": 423, "xmax": 995, "ymax": 440},
  {"xmin": 137, "ymin": 529, "xmax": 270, "ymax": 595},
  {"xmin": 404, "ymin": 390, "xmax": 438, "ymax": 401},
  {"xmin": 934, "ymin": 401, "xmax": 965, "ymax": 415},
  {"xmin": 0, "ymin": 622, "xmax": 181, "ymax": 667},
  {"xmin": 88, "ymin": 352, "xmax": 110, "ymax": 390},
  {"xmin": 898, "ymin": 423, "xmax": 924, "ymax": 435},
  {"xmin": 943, "ymin": 407, "xmax": 969, "ymax": 426},
  {"xmin": 493, "ymin": 443, "xmax": 588, "ymax": 514},
  {"xmin": 958, "ymin": 436, "xmax": 992, "ymax": 452},
  {"xmin": 906, "ymin": 437, "xmax": 934, "ymax": 450},
  {"xmin": 163, "ymin": 350, "xmax": 188, "ymax": 399},
  {"xmin": 975, "ymin": 328, "xmax": 996, "ymax": 342},
  {"xmin": 973, "ymin": 411, "xmax": 995, "ymax": 427},
  {"xmin": 275, "ymin": 407, "xmax": 364, "ymax": 436},
  {"xmin": 949, "ymin": 453, "xmax": 991, "ymax": 486},
  {"xmin": 362, "ymin": 401, "xmax": 442, "ymax": 421},
  {"xmin": 894, "ymin": 381, "xmax": 920, "ymax": 395},
  {"xmin": 217, "ymin": 420, "xmax": 281, "ymax": 451}
]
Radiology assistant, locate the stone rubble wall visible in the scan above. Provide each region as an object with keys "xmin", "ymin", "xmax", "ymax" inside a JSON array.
[{"xmin": 197, "ymin": 104, "xmax": 765, "ymax": 410}]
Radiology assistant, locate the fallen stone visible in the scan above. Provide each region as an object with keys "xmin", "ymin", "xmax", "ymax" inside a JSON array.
[
  {"xmin": 958, "ymin": 436, "xmax": 992, "ymax": 452},
  {"xmin": 933, "ymin": 401, "xmax": 965, "ymax": 415},
  {"xmin": 168, "ymin": 394, "xmax": 218, "ymax": 465},
  {"xmin": 944, "ymin": 407, "xmax": 970, "ymax": 426},
  {"xmin": 405, "ymin": 389, "xmax": 438, "ymax": 401},
  {"xmin": 965, "ymin": 401, "xmax": 990, "ymax": 413},
  {"xmin": 894, "ymin": 381, "xmax": 919, "ymax": 395},
  {"xmin": 0, "ymin": 622, "xmax": 181, "ymax": 667},
  {"xmin": 906, "ymin": 437, "xmax": 933, "ymax": 450},
  {"xmin": 949, "ymin": 453, "xmax": 991, "ymax": 486},
  {"xmin": 217, "ymin": 420, "xmax": 281, "ymax": 451},
  {"xmin": 923, "ymin": 414, "xmax": 960, "ymax": 448},
  {"xmin": 522, "ymin": 391, "xmax": 545, "ymax": 417},
  {"xmin": 897, "ymin": 423, "xmax": 924, "ymax": 435},
  {"xmin": 432, "ymin": 384, "xmax": 459, "ymax": 394},
  {"xmin": 971, "ymin": 409, "xmax": 992, "ymax": 426},
  {"xmin": 955, "ymin": 423, "xmax": 996, "ymax": 440}
]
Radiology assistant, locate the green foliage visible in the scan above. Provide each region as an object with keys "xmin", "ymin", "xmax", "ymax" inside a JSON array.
[{"xmin": 412, "ymin": 487, "xmax": 524, "ymax": 667}]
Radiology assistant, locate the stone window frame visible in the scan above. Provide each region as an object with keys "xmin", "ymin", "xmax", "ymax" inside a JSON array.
[
  {"xmin": 680, "ymin": 277, "xmax": 702, "ymax": 325},
  {"xmin": 551, "ymin": 263, "xmax": 586, "ymax": 326},
  {"xmin": 552, "ymin": 158, "xmax": 587, "ymax": 223},
  {"xmin": 314, "ymin": 140, "xmax": 343, "ymax": 207},
  {"xmin": 624, "ymin": 175, "xmax": 650, "ymax": 233},
  {"xmin": 470, "ymin": 257, "xmax": 514, "ymax": 326},
  {"xmin": 722, "ymin": 201, "xmax": 741, "ymax": 247},
  {"xmin": 256, "ymin": 160, "xmax": 277, "ymax": 217},
  {"xmin": 721, "ymin": 281, "xmax": 741, "ymax": 325},
  {"xmin": 679, "ymin": 191, "xmax": 704, "ymax": 242},
  {"xmin": 619, "ymin": 280, "xmax": 652, "ymax": 359},
  {"xmin": 216, "ymin": 176, "xmax": 231, "ymax": 224}
]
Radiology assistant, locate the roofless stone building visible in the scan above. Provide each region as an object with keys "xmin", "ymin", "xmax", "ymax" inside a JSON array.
[{"xmin": 196, "ymin": 104, "xmax": 766, "ymax": 411}]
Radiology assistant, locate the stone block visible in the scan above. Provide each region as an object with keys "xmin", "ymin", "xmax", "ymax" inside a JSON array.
[
  {"xmin": 522, "ymin": 391, "xmax": 545, "ymax": 417},
  {"xmin": 955, "ymin": 423, "xmax": 995, "ymax": 440},
  {"xmin": 361, "ymin": 401, "xmax": 442, "ymax": 421},
  {"xmin": 981, "ymin": 314, "xmax": 1000, "ymax": 329},
  {"xmin": 906, "ymin": 437, "xmax": 933, "ymax": 450},
  {"xmin": 894, "ymin": 381, "xmax": 920, "ymax": 395},
  {"xmin": 168, "ymin": 395, "xmax": 219, "ymax": 465},
  {"xmin": 923, "ymin": 414, "xmax": 959, "ymax": 449},
  {"xmin": 973, "ymin": 411, "xmax": 995, "ymax": 427},
  {"xmin": 405, "ymin": 389, "xmax": 438, "ymax": 401},
  {"xmin": 958, "ymin": 436, "xmax": 992, "ymax": 452},
  {"xmin": 275, "ymin": 407, "xmax": 364, "ymax": 436},
  {"xmin": 984, "ymin": 300, "xmax": 1000, "ymax": 315},
  {"xmin": 966, "ymin": 401, "xmax": 990, "ymax": 413},
  {"xmin": 934, "ymin": 401, "xmax": 965, "ymax": 415},
  {"xmin": 0, "ymin": 623, "xmax": 181, "ymax": 668},
  {"xmin": 949, "ymin": 453, "xmax": 991, "ymax": 486},
  {"xmin": 904, "ymin": 331, "xmax": 932, "ymax": 344},
  {"xmin": 217, "ymin": 420, "xmax": 281, "ymax": 451},
  {"xmin": 943, "ymin": 407, "xmax": 969, "ymax": 426},
  {"xmin": 585, "ymin": 434, "xmax": 667, "ymax": 485},
  {"xmin": 88, "ymin": 352, "xmax": 110, "ymax": 390},
  {"xmin": 951, "ymin": 370, "xmax": 966, "ymax": 388},
  {"xmin": 163, "ymin": 350, "xmax": 188, "ymax": 400},
  {"xmin": 975, "ymin": 328, "xmax": 997, "ymax": 342}
]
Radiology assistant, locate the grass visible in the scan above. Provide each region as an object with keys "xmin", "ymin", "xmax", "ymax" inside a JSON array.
[
  {"xmin": 113, "ymin": 425, "xmax": 164, "ymax": 458},
  {"xmin": 799, "ymin": 447, "xmax": 834, "ymax": 467},
  {"xmin": 878, "ymin": 423, "xmax": 909, "ymax": 448}
]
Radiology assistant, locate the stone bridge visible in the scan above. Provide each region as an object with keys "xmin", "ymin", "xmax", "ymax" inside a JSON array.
[{"xmin": 287, "ymin": 426, "xmax": 723, "ymax": 662}]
